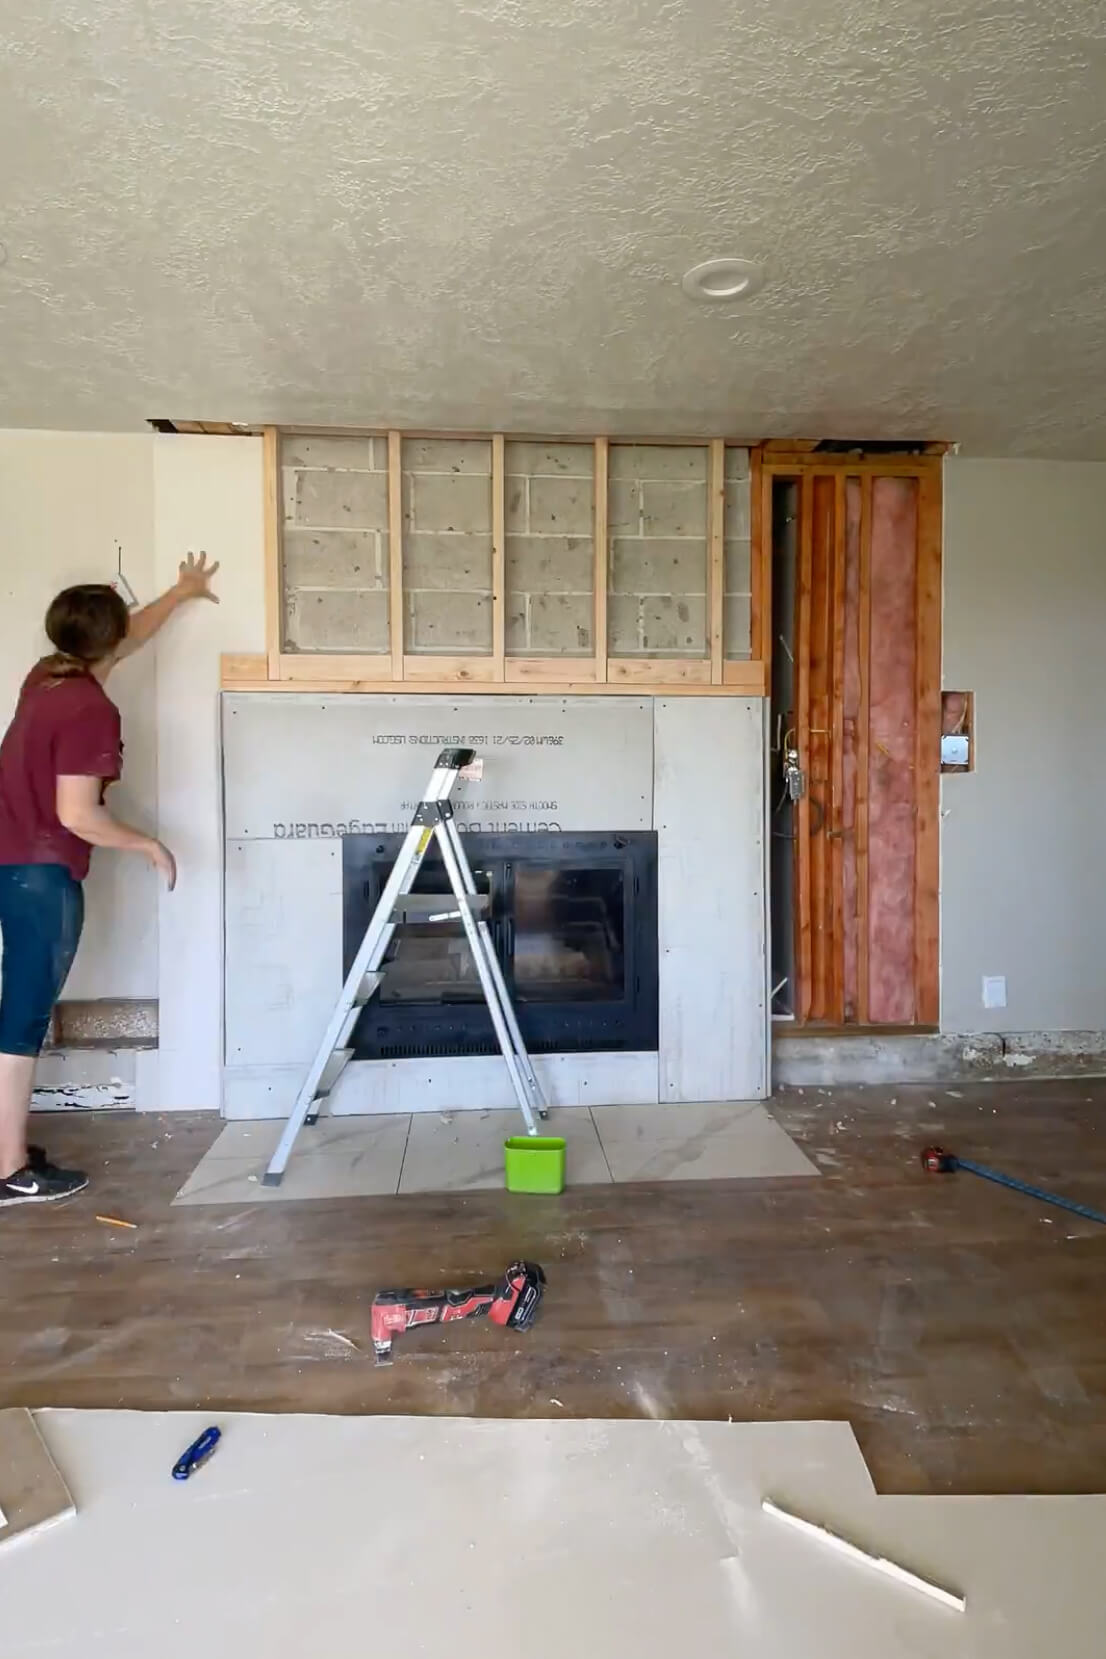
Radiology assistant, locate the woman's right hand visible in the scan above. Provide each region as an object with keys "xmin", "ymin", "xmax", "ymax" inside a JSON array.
[{"xmin": 146, "ymin": 840, "xmax": 177, "ymax": 891}]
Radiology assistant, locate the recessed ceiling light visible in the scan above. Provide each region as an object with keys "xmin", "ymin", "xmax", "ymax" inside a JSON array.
[{"xmin": 681, "ymin": 257, "xmax": 763, "ymax": 303}]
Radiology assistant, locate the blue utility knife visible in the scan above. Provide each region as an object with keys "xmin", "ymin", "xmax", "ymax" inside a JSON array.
[{"xmin": 172, "ymin": 1425, "xmax": 221, "ymax": 1481}]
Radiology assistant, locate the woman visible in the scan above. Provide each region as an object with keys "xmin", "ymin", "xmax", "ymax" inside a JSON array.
[{"xmin": 0, "ymin": 553, "xmax": 218, "ymax": 1204}]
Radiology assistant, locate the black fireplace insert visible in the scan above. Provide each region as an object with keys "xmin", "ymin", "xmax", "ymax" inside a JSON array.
[{"xmin": 342, "ymin": 831, "xmax": 659, "ymax": 1059}]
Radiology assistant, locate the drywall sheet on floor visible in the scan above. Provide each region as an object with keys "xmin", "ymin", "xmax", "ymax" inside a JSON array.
[
  {"xmin": 655, "ymin": 697, "xmax": 767, "ymax": 1100},
  {"xmin": 9, "ymin": 1411, "xmax": 1105, "ymax": 1659},
  {"xmin": 221, "ymin": 693, "xmax": 653, "ymax": 837}
]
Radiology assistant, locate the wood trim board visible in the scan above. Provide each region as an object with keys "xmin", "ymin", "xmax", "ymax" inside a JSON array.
[{"xmin": 220, "ymin": 659, "xmax": 763, "ymax": 697}]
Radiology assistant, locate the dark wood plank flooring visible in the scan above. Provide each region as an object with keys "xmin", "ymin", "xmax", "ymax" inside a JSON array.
[{"xmin": 3, "ymin": 1080, "xmax": 1105, "ymax": 1495}]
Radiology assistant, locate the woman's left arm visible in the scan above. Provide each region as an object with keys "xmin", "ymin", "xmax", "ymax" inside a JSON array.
[{"xmin": 114, "ymin": 552, "xmax": 220, "ymax": 661}]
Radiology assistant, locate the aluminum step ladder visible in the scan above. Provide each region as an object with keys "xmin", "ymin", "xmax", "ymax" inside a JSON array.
[{"xmin": 263, "ymin": 747, "xmax": 546, "ymax": 1185}]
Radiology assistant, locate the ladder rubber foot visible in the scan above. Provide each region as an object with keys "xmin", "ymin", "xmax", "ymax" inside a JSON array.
[{"xmin": 261, "ymin": 1171, "xmax": 283, "ymax": 1187}]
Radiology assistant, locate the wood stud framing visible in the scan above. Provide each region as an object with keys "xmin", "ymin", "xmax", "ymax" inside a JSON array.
[
  {"xmin": 238, "ymin": 433, "xmax": 945, "ymax": 1031},
  {"xmin": 763, "ymin": 454, "xmax": 942, "ymax": 1032},
  {"xmin": 829, "ymin": 472, "xmax": 848, "ymax": 1025},
  {"xmin": 491, "ymin": 433, "xmax": 506, "ymax": 681},
  {"xmin": 856, "ymin": 474, "xmax": 873, "ymax": 1026},
  {"xmin": 231, "ymin": 428, "xmax": 771, "ymax": 697},
  {"xmin": 235, "ymin": 435, "xmax": 939, "ymax": 703},
  {"xmin": 387, "ymin": 431, "xmax": 404, "ymax": 680},
  {"xmin": 749, "ymin": 446, "xmax": 771, "ymax": 667},
  {"xmin": 593, "ymin": 437, "xmax": 609, "ymax": 685},
  {"xmin": 262, "ymin": 427, "xmax": 281, "ymax": 678},
  {"xmin": 708, "ymin": 439, "xmax": 725, "ymax": 685},
  {"xmin": 913, "ymin": 467, "xmax": 943, "ymax": 1026},
  {"xmin": 794, "ymin": 472, "xmax": 815, "ymax": 1024}
]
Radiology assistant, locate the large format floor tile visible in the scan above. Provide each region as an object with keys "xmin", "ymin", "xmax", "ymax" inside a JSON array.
[
  {"xmin": 398, "ymin": 1105, "xmax": 612, "ymax": 1194},
  {"xmin": 172, "ymin": 1114, "xmax": 411, "ymax": 1205},
  {"xmin": 591, "ymin": 1100, "xmax": 819, "ymax": 1183},
  {"xmin": 172, "ymin": 1101, "xmax": 815, "ymax": 1204}
]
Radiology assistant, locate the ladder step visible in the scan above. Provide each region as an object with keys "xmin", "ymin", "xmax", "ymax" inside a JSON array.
[
  {"xmin": 389, "ymin": 893, "xmax": 490, "ymax": 924},
  {"xmin": 317, "ymin": 1049, "xmax": 352, "ymax": 1096},
  {"xmin": 353, "ymin": 971, "xmax": 383, "ymax": 1007}
]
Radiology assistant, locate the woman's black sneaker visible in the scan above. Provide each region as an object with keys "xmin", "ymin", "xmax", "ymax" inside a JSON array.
[{"xmin": 0, "ymin": 1154, "xmax": 88, "ymax": 1204}]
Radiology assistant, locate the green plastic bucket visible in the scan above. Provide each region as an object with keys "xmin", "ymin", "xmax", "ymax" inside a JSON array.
[{"xmin": 504, "ymin": 1135, "xmax": 567, "ymax": 1195}]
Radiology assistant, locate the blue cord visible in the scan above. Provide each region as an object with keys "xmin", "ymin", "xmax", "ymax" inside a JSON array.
[{"xmin": 954, "ymin": 1158, "xmax": 1106, "ymax": 1228}]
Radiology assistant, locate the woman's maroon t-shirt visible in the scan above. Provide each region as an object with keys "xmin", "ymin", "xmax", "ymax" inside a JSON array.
[{"xmin": 0, "ymin": 666, "xmax": 122, "ymax": 880}]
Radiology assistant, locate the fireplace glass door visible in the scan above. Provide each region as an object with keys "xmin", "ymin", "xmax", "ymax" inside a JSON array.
[{"xmin": 342, "ymin": 832, "xmax": 658, "ymax": 1059}]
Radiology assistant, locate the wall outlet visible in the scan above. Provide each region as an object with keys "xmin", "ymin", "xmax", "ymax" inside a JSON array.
[{"xmin": 982, "ymin": 975, "xmax": 1007, "ymax": 1010}]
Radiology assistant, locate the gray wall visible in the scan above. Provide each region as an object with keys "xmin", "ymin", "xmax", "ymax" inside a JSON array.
[{"xmin": 941, "ymin": 459, "xmax": 1106, "ymax": 1032}]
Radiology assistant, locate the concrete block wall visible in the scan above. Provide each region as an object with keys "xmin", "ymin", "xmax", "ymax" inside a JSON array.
[
  {"xmin": 281, "ymin": 435, "xmax": 391, "ymax": 652},
  {"xmin": 277, "ymin": 434, "xmax": 752, "ymax": 662},
  {"xmin": 724, "ymin": 447, "xmax": 752, "ymax": 660},
  {"xmin": 402, "ymin": 439, "xmax": 493, "ymax": 653},
  {"xmin": 505, "ymin": 442, "xmax": 595, "ymax": 655},
  {"xmin": 608, "ymin": 445, "xmax": 709, "ymax": 656}
]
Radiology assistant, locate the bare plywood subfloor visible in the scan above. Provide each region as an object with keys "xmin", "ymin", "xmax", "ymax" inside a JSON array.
[{"xmin": 5, "ymin": 1410, "xmax": 1104, "ymax": 1659}]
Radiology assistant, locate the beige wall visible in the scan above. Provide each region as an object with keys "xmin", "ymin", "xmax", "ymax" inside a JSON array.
[
  {"xmin": 941, "ymin": 458, "xmax": 1106, "ymax": 1032},
  {"xmin": 0, "ymin": 429, "xmax": 266, "ymax": 1104},
  {"xmin": 154, "ymin": 436, "xmax": 266, "ymax": 1110},
  {"xmin": 0, "ymin": 431, "xmax": 158, "ymax": 997}
]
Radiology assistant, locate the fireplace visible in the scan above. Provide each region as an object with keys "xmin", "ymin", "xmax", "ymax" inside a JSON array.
[{"xmin": 341, "ymin": 831, "xmax": 659, "ymax": 1059}]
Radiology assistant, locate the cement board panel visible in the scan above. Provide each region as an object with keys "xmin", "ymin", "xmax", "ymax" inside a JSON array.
[
  {"xmin": 656, "ymin": 698, "xmax": 768, "ymax": 1101},
  {"xmin": 223, "ymin": 839, "xmax": 343, "ymax": 1067},
  {"xmin": 222, "ymin": 694, "xmax": 653, "ymax": 839}
]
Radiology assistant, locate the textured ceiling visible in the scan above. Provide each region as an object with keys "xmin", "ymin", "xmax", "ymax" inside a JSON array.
[{"xmin": 2, "ymin": 1, "xmax": 1105, "ymax": 454}]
